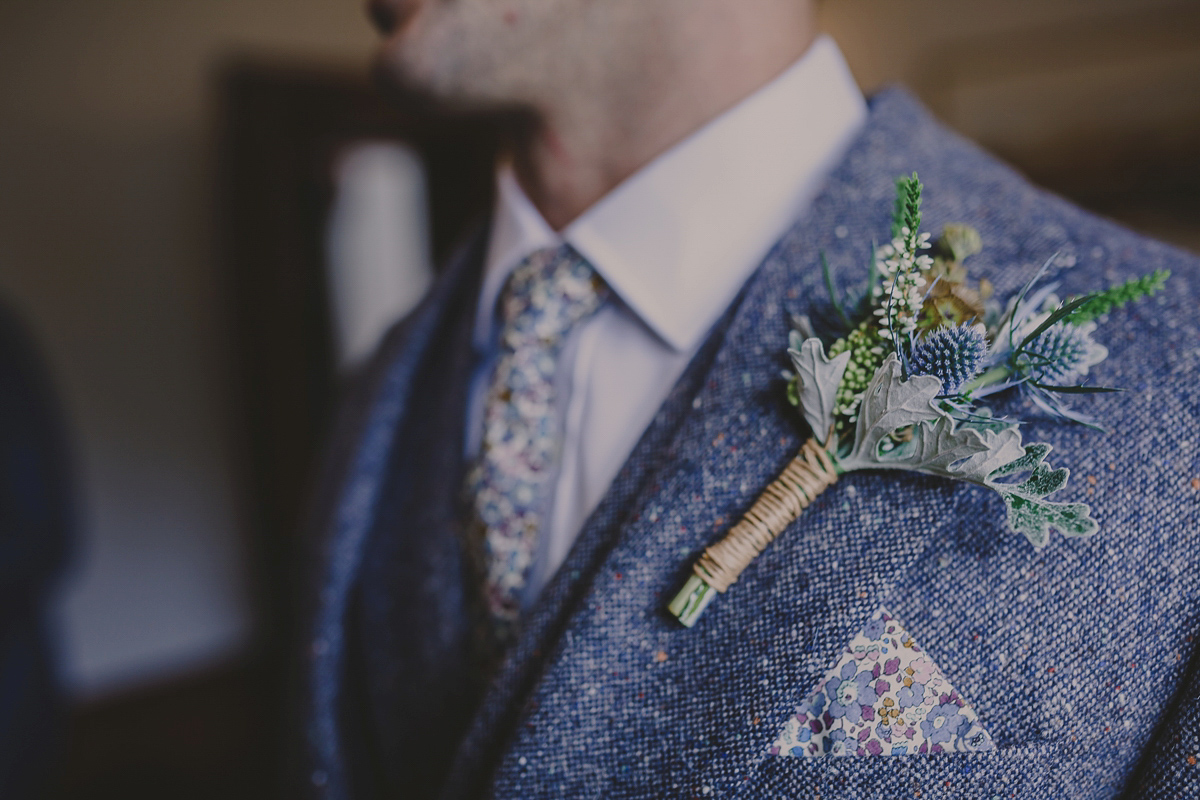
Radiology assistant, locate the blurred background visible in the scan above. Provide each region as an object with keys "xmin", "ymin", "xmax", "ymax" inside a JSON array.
[{"xmin": 0, "ymin": 0, "xmax": 1196, "ymax": 797}]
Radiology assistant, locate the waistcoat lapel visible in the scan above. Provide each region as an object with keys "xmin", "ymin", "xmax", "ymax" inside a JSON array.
[
  {"xmin": 441, "ymin": 89, "xmax": 1063, "ymax": 799},
  {"xmin": 304, "ymin": 229, "xmax": 486, "ymax": 800}
]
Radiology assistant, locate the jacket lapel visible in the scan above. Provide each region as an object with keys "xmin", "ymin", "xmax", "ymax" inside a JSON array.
[
  {"xmin": 443, "ymin": 89, "xmax": 1026, "ymax": 798},
  {"xmin": 352, "ymin": 236, "xmax": 491, "ymax": 795}
]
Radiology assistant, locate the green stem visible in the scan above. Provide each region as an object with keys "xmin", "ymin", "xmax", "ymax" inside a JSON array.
[
  {"xmin": 667, "ymin": 575, "xmax": 718, "ymax": 628},
  {"xmin": 961, "ymin": 364, "xmax": 1010, "ymax": 394}
]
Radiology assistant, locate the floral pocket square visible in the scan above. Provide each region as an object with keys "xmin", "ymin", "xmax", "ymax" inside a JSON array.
[{"xmin": 770, "ymin": 607, "xmax": 993, "ymax": 758}]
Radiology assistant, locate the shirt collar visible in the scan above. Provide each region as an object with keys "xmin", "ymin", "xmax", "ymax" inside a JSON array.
[{"xmin": 476, "ymin": 35, "xmax": 866, "ymax": 353}]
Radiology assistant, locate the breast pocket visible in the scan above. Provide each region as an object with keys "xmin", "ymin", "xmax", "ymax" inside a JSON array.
[
  {"xmin": 750, "ymin": 741, "xmax": 1078, "ymax": 799},
  {"xmin": 738, "ymin": 606, "xmax": 1096, "ymax": 797}
]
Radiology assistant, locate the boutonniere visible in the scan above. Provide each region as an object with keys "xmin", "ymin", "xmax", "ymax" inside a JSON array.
[{"xmin": 669, "ymin": 173, "xmax": 1169, "ymax": 627}]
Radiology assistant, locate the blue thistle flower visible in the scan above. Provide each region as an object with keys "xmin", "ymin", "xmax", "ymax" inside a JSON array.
[
  {"xmin": 909, "ymin": 324, "xmax": 988, "ymax": 394},
  {"xmin": 1018, "ymin": 321, "xmax": 1107, "ymax": 385}
]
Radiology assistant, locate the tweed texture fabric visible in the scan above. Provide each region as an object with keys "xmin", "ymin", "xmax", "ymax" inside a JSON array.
[
  {"xmin": 466, "ymin": 245, "xmax": 609, "ymax": 639},
  {"xmin": 300, "ymin": 88, "xmax": 1200, "ymax": 799},
  {"xmin": 299, "ymin": 234, "xmax": 486, "ymax": 799}
]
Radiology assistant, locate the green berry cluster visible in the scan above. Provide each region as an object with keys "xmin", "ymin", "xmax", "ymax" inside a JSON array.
[{"xmin": 828, "ymin": 319, "xmax": 887, "ymax": 433}]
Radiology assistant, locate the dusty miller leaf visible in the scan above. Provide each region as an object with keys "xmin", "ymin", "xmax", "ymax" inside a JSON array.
[
  {"xmin": 788, "ymin": 338, "xmax": 851, "ymax": 447},
  {"xmin": 825, "ymin": 353, "xmax": 1098, "ymax": 549},
  {"xmin": 837, "ymin": 354, "xmax": 1025, "ymax": 482},
  {"xmin": 875, "ymin": 415, "xmax": 1026, "ymax": 486},
  {"xmin": 838, "ymin": 355, "xmax": 943, "ymax": 471},
  {"xmin": 941, "ymin": 424, "xmax": 1026, "ymax": 485},
  {"xmin": 984, "ymin": 443, "xmax": 1097, "ymax": 547}
]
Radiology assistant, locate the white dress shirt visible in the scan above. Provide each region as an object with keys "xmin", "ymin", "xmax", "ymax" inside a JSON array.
[{"xmin": 467, "ymin": 36, "xmax": 866, "ymax": 605}]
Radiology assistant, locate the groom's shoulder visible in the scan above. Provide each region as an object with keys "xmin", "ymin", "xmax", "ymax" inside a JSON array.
[
  {"xmin": 866, "ymin": 93, "xmax": 1199, "ymax": 564},
  {"xmin": 864, "ymin": 89, "xmax": 1198, "ymax": 291},
  {"xmin": 766, "ymin": 88, "xmax": 1198, "ymax": 562},
  {"xmin": 857, "ymin": 89, "xmax": 1199, "ymax": 371}
]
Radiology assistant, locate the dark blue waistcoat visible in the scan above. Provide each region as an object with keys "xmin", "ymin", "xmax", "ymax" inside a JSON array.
[{"xmin": 300, "ymin": 89, "xmax": 1200, "ymax": 799}]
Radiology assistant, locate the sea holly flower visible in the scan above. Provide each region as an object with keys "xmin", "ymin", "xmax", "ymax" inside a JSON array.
[
  {"xmin": 909, "ymin": 323, "xmax": 988, "ymax": 393},
  {"xmin": 1016, "ymin": 320, "xmax": 1107, "ymax": 386}
]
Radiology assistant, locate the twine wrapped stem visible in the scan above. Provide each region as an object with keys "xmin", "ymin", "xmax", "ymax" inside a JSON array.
[{"xmin": 668, "ymin": 436, "xmax": 840, "ymax": 626}]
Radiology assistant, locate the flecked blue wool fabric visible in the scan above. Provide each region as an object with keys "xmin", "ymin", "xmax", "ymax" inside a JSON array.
[{"xmin": 299, "ymin": 88, "xmax": 1200, "ymax": 799}]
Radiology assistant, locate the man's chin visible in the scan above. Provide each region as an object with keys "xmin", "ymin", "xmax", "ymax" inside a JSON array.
[
  {"xmin": 371, "ymin": 56, "xmax": 533, "ymax": 128},
  {"xmin": 371, "ymin": 58, "xmax": 448, "ymax": 115}
]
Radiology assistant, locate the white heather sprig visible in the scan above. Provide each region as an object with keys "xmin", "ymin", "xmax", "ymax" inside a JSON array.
[{"xmin": 872, "ymin": 227, "xmax": 933, "ymax": 340}]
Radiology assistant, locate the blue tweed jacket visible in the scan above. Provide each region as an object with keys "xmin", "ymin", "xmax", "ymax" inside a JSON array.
[{"xmin": 300, "ymin": 89, "xmax": 1200, "ymax": 799}]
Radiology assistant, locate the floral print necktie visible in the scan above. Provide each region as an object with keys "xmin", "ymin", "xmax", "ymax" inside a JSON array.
[{"xmin": 465, "ymin": 245, "xmax": 609, "ymax": 646}]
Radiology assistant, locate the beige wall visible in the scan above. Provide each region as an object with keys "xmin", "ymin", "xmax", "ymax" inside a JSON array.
[
  {"xmin": 0, "ymin": 0, "xmax": 1194, "ymax": 696},
  {"xmin": 824, "ymin": 0, "xmax": 1188, "ymax": 88},
  {"xmin": 824, "ymin": 0, "xmax": 1200, "ymax": 252}
]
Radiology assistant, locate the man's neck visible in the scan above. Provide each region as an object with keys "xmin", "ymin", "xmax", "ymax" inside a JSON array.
[{"xmin": 511, "ymin": 14, "xmax": 818, "ymax": 231}]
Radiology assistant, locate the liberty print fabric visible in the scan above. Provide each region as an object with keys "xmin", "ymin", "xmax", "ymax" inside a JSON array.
[
  {"xmin": 465, "ymin": 245, "xmax": 609, "ymax": 644},
  {"xmin": 771, "ymin": 607, "xmax": 994, "ymax": 757}
]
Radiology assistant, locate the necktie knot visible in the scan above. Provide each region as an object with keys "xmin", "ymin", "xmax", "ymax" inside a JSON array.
[{"xmin": 497, "ymin": 245, "xmax": 608, "ymax": 347}]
